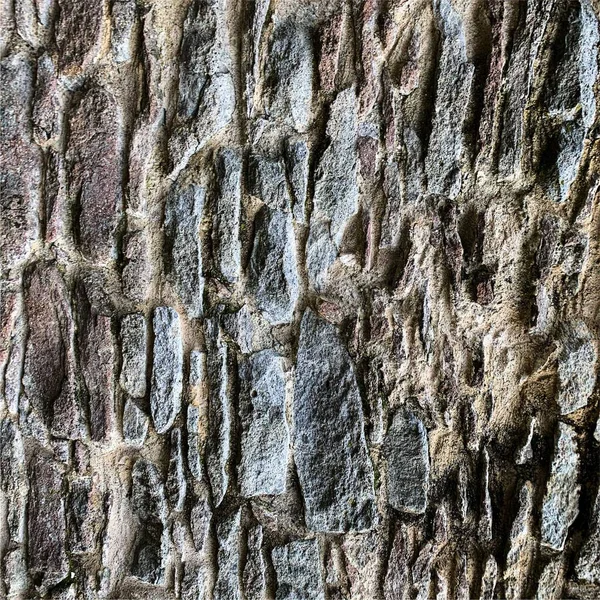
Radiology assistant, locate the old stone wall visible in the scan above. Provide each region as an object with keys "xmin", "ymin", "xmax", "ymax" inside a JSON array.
[{"xmin": 1, "ymin": 0, "xmax": 600, "ymax": 598}]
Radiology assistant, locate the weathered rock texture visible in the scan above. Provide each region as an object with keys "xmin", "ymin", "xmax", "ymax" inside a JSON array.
[{"xmin": 1, "ymin": 0, "xmax": 599, "ymax": 598}]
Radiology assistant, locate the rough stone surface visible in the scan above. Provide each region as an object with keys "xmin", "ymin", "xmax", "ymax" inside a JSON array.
[
  {"xmin": 293, "ymin": 309, "xmax": 376, "ymax": 533},
  {"xmin": 272, "ymin": 539, "xmax": 325, "ymax": 600},
  {"xmin": 150, "ymin": 307, "xmax": 183, "ymax": 434},
  {"xmin": 238, "ymin": 350, "xmax": 290, "ymax": 497},
  {"xmin": 3, "ymin": 0, "xmax": 600, "ymax": 597}
]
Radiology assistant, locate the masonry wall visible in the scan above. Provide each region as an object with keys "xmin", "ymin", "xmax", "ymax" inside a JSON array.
[{"xmin": 1, "ymin": 0, "xmax": 600, "ymax": 598}]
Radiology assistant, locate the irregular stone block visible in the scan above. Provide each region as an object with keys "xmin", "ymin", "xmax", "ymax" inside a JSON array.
[
  {"xmin": 122, "ymin": 229, "xmax": 152, "ymax": 302},
  {"xmin": 3, "ymin": 548, "xmax": 28, "ymax": 597},
  {"xmin": 32, "ymin": 53, "xmax": 61, "ymax": 144},
  {"xmin": 164, "ymin": 183, "xmax": 205, "ymax": 318},
  {"xmin": 308, "ymin": 88, "xmax": 358, "ymax": 289},
  {"xmin": 213, "ymin": 149, "xmax": 243, "ymax": 283},
  {"xmin": 66, "ymin": 86, "xmax": 122, "ymax": 263},
  {"xmin": 293, "ymin": 309, "xmax": 376, "ymax": 532},
  {"xmin": 576, "ymin": 486, "xmax": 600, "ymax": 583},
  {"xmin": 111, "ymin": 0, "xmax": 139, "ymax": 63},
  {"xmin": 238, "ymin": 350, "xmax": 290, "ymax": 497},
  {"xmin": 541, "ymin": 423, "xmax": 581, "ymax": 550},
  {"xmin": 243, "ymin": 525, "xmax": 266, "ymax": 600},
  {"xmin": 150, "ymin": 307, "xmax": 183, "ymax": 434},
  {"xmin": 248, "ymin": 154, "xmax": 291, "ymax": 212},
  {"xmin": 247, "ymin": 206, "xmax": 300, "ymax": 325},
  {"xmin": 55, "ymin": 0, "xmax": 101, "ymax": 71},
  {"xmin": 264, "ymin": 18, "xmax": 314, "ymax": 132},
  {"xmin": 213, "ymin": 509, "xmax": 242, "ymax": 600},
  {"xmin": 190, "ymin": 499, "xmax": 211, "ymax": 552},
  {"xmin": 425, "ymin": 0, "xmax": 474, "ymax": 197},
  {"xmin": 67, "ymin": 476, "xmax": 104, "ymax": 553},
  {"xmin": 189, "ymin": 349, "xmax": 204, "ymax": 387},
  {"xmin": 166, "ymin": 428, "xmax": 187, "ymax": 513},
  {"xmin": 557, "ymin": 321, "xmax": 597, "ymax": 414},
  {"xmin": 28, "ymin": 452, "xmax": 68, "ymax": 592},
  {"xmin": 76, "ymin": 282, "xmax": 115, "ymax": 441},
  {"xmin": 272, "ymin": 539, "xmax": 324, "ymax": 600},
  {"xmin": 206, "ymin": 319, "xmax": 232, "ymax": 506},
  {"xmin": 0, "ymin": 52, "xmax": 41, "ymax": 268},
  {"xmin": 285, "ymin": 140, "xmax": 309, "ymax": 223},
  {"xmin": 130, "ymin": 459, "xmax": 168, "ymax": 585},
  {"xmin": 0, "ymin": 418, "xmax": 27, "ymax": 543},
  {"xmin": 384, "ymin": 410, "xmax": 429, "ymax": 514},
  {"xmin": 120, "ymin": 314, "xmax": 147, "ymax": 398},
  {"xmin": 187, "ymin": 403, "xmax": 203, "ymax": 481},
  {"xmin": 123, "ymin": 398, "xmax": 149, "ymax": 446}
]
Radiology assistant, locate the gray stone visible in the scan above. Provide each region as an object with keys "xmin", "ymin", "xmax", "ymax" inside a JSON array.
[
  {"xmin": 265, "ymin": 19, "xmax": 314, "ymax": 132},
  {"xmin": 247, "ymin": 207, "xmax": 300, "ymax": 325},
  {"xmin": 123, "ymin": 398, "xmax": 149, "ymax": 446},
  {"xmin": 384, "ymin": 410, "xmax": 429, "ymax": 514},
  {"xmin": 187, "ymin": 404, "xmax": 203, "ymax": 480},
  {"xmin": 3, "ymin": 548, "xmax": 28, "ymax": 597},
  {"xmin": 164, "ymin": 183, "xmax": 205, "ymax": 318},
  {"xmin": 32, "ymin": 53, "xmax": 61, "ymax": 144},
  {"xmin": 213, "ymin": 149, "xmax": 243, "ymax": 283},
  {"xmin": 248, "ymin": 154, "xmax": 291, "ymax": 212},
  {"xmin": 243, "ymin": 525, "xmax": 266, "ymax": 600},
  {"xmin": 55, "ymin": 0, "xmax": 101, "ymax": 71},
  {"xmin": 120, "ymin": 313, "xmax": 147, "ymax": 398},
  {"xmin": 0, "ymin": 418, "xmax": 27, "ymax": 543},
  {"xmin": 67, "ymin": 476, "xmax": 103, "ymax": 553},
  {"xmin": 167, "ymin": 428, "xmax": 187, "ymax": 513},
  {"xmin": 293, "ymin": 309, "xmax": 376, "ymax": 532},
  {"xmin": 214, "ymin": 509, "xmax": 242, "ymax": 600},
  {"xmin": 308, "ymin": 88, "xmax": 358, "ymax": 289},
  {"xmin": 27, "ymin": 452, "xmax": 68, "ymax": 592},
  {"xmin": 575, "ymin": 486, "xmax": 600, "ymax": 583},
  {"xmin": 480, "ymin": 556, "xmax": 498, "ymax": 600},
  {"xmin": 122, "ymin": 229, "xmax": 152, "ymax": 302},
  {"xmin": 131, "ymin": 459, "xmax": 168, "ymax": 585},
  {"xmin": 111, "ymin": 0, "xmax": 138, "ymax": 63},
  {"xmin": 189, "ymin": 349, "xmax": 205, "ymax": 387},
  {"xmin": 535, "ymin": 559, "xmax": 564, "ymax": 600},
  {"xmin": 285, "ymin": 140, "xmax": 309, "ymax": 223},
  {"xmin": 150, "ymin": 307, "xmax": 183, "ymax": 434},
  {"xmin": 557, "ymin": 322, "xmax": 597, "ymax": 414},
  {"xmin": 239, "ymin": 350, "xmax": 290, "ymax": 497},
  {"xmin": 272, "ymin": 539, "xmax": 325, "ymax": 600},
  {"xmin": 206, "ymin": 319, "xmax": 232, "ymax": 506},
  {"xmin": 541, "ymin": 423, "xmax": 581, "ymax": 551},
  {"xmin": 425, "ymin": 0, "xmax": 474, "ymax": 197},
  {"xmin": 221, "ymin": 305, "xmax": 266, "ymax": 354},
  {"xmin": 190, "ymin": 499, "xmax": 212, "ymax": 552}
]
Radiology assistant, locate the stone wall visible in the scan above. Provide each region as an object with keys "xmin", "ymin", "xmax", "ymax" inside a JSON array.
[{"xmin": 1, "ymin": 0, "xmax": 600, "ymax": 598}]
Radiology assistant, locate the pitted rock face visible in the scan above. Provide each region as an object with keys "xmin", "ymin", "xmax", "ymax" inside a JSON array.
[{"xmin": 2, "ymin": 0, "xmax": 600, "ymax": 597}]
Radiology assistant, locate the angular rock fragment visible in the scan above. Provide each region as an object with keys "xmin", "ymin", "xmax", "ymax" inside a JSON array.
[
  {"xmin": 575, "ymin": 486, "xmax": 600, "ymax": 583},
  {"xmin": 187, "ymin": 403, "xmax": 203, "ymax": 481},
  {"xmin": 67, "ymin": 476, "xmax": 103, "ymax": 553},
  {"xmin": 248, "ymin": 154, "xmax": 291, "ymax": 212},
  {"xmin": 206, "ymin": 319, "xmax": 232, "ymax": 506},
  {"xmin": 167, "ymin": 428, "xmax": 187, "ymax": 513},
  {"xmin": 213, "ymin": 509, "xmax": 242, "ymax": 600},
  {"xmin": 0, "ymin": 52, "xmax": 41, "ymax": 268},
  {"xmin": 383, "ymin": 410, "xmax": 429, "ymax": 514},
  {"xmin": 293, "ymin": 309, "xmax": 376, "ymax": 532},
  {"xmin": 425, "ymin": 0, "xmax": 474, "ymax": 197},
  {"xmin": 480, "ymin": 555, "xmax": 498, "ymax": 600},
  {"xmin": 120, "ymin": 314, "xmax": 147, "ymax": 398},
  {"xmin": 264, "ymin": 18, "xmax": 314, "ymax": 132},
  {"xmin": 130, "ymin": 459, "xmax": 168, "ymax": 585},
  {"xmin": 122, "ymin": 229, "xmax": 152, "ymax": 302},
  {"xmin": 535, "ymin": 559, "xmax": 564, "ymax": 600},
  {"xmin": 27, "ymin": 452, "xmax": 68, "ymax": 592},
  {"xmin": 32, "ymin": 53, "xmax": 61, "ymax": 144},
  {"xmin": 243, "ymin": 525, "xmax": 266, "ymax": 600},
  {"xmin": 541, "ymin": 423, "xmax": 581, "ymax": 551},
  {"xmin": 76, "ymin": 282, "xmax": 115, "ymax": 441},
  {"xmin": 557, "ymin": 322, "xmax": 597, "ymax": 414},
  {"xmin": 170, "ymin": 0, "xmax": 235, "ymax": 175},
  {"xmin": 111, "ymin": 0, "xmax": 139, "ymax": 63},
  {"xmin": 272, "ymin": 539, "xmax": 324, "ymax": 600},
  {"xmin": 150, "ymin": 307, "xmax": 183, "ymax": 434},
  {"xmin": 307, "ymin": 88, "xmax": 358, "ymax": 289},
  {"xmin": 55, "ymin": 0, "xmax": 101, "ymax": 71},
  {"xmin": 0, "ymin": 418, "xmax": 27, "ymax": 543},
  {"xmin": 238, "ymin": 350, "xmax": 289, "ymax": 497},
  {"xmin": 190, "ymin": 499, "xmax": 212, "ymax": 552},
  {"xmin": 164, "ymin": 183, "xmax": 205, "ymax": 318},
  {"xmin": 221, "ymin": 305, "xmax": 266, "ymax": 354},
  {"xmin": 285, "ymin": 140, "xmax": 309, "ymax": 223},
  {"xmin": 123, "ymin": 398, "xmax": 149, "ymax": 446},
  {"xmin": 213, "ymin": 149, "xmax": 243, "ymax": 283},
  {"xmin": 247, "ymin": 206, "xmax": 300, "ymax": 325},
  {"xmin": 66, "ymin": 86, "xmax": 122, "ymax": 263}
]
